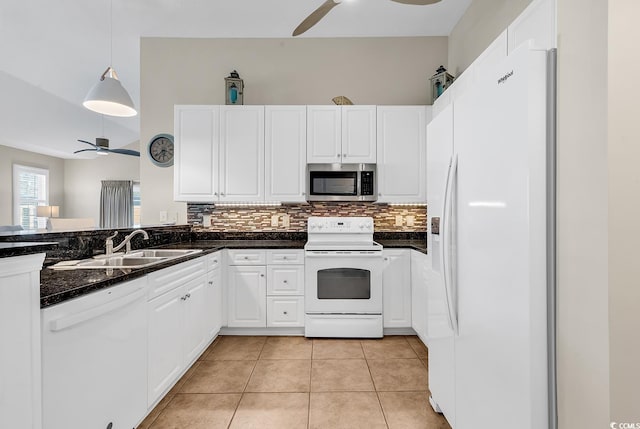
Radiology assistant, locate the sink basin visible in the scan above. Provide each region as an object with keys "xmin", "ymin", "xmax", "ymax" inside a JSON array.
[
  {"xmin": 75, "ymin": 256, "xmax": 169, "ymax": 269},
  {"xmin": 50, "ymin": 248, "xmax": 203, "ymax": 270},
  {"xmin": 127, "ymin": 249, "xmax": 203, "ymax": 258}
]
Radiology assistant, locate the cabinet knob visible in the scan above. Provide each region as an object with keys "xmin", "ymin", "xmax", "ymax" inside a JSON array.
[
  {"xmin": 208, "ymin": 281, "xmax": 213, "ymax": 285},
  {"xmin": 343, "ymin": 153, "xmax": 346, "ymax": 157},
  {"xmin": 244, "ymin": 256, "xmax": 249, "ymax": 259},
  {"xmin": 283, "ymin": 311, "xmax": 288, "ymax": 315},
  {"xmin": 221, "ymin": 192, "xmax": 225, "ymax": 196},
  {"xmin": 283, "ymin": 256, "xmax": 287, "ymax": 260},
  {"xmin": 283, "ymin": 280, "xmax": 288, "ymax": 283},
  {"xmin": 302, "ymin": 192, "xmax": 306, "ymax": 196},
  {"xmin": 181, "ymin": 296, "xmax": 187, "ymax": 301},
  {"xmin": 378, "ymin": 193, "xmax": 382, "ymax": 196},
  {"xmin": 336, "ymin": 154, "xmax": 340, "ymax": 158},
  {"xmin": 186, "ymin": 293, "xmax": 191, "ymax": 299},
  {"xmin": 214, "ymin": 192, "xmax": 218, "ymax": 196},
  {"xmin": 260, "ymin": 274, "xmax": 265, "ymax": 277},
  {"xmin": 213, "ymin": 259, "xmax": 218, "ymax": 263},
  {"xmin": 384, "ymin": 257, "xmax": 388, "ymax": 261}
]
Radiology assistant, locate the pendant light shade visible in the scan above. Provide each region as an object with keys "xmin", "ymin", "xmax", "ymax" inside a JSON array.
[{"xmin": 83, "ymin": 67, "xmax": 137, "ymax": 117}]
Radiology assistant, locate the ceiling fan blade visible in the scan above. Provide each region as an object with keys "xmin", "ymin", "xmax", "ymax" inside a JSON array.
[
  {"xmin": 107, "ymin": 148, "xmax": 141, "ymax": 157},
  {"xmin": 77, "ymin": 139, "xmax": 99, "ymax": 149},
  {"xmin": 389, "ymin": 0, "xmax": 441, "ymax": 4},
  {"xmin": 73, "ymin": 148, "xmax": 97, "ymax": 154},
  {"xmin": 293, "ymin": 0, "xmax": 341, "ymax": 36}
]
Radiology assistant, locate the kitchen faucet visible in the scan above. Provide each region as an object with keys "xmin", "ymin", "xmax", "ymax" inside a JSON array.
[{"xmin": 105, "ymin": 229, "xmax": 149, "ymax": 256}]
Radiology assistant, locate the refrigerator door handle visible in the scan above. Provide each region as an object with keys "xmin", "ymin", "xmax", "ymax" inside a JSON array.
[{"xmin": 442, "ymin": 155, "xmax": 459, "ymax": 334}]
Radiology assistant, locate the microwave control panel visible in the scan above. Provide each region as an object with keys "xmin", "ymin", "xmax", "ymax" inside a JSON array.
[{"xmin": 360, "ymin": 171, "xmax": 374, "ymax": 196}]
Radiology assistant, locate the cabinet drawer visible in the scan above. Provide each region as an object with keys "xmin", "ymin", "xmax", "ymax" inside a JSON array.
[
  {"xmin": 266, "ymin": 249, "xmax": 304, "ymax": 265},
  {"xmin": 267, "ymin": 296, "xmax": 304, "ymax": 327},
  {"xmin": 148, "ymin": 258, "xmax": 206, "ymax": 300},
  {"xmin": 207, "ymin": 251, "xmax": 222, "ymax": 271},
  {"xmin": 227, "ymin": 249, "xmax": 267, "ymax": 265},
  {"xmin": 267, "ymin": 265, "xmax": 305, "ymax": 295}
]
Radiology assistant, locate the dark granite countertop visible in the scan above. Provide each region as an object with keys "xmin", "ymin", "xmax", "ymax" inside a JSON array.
[
  {"xmin": 377, "ymin": 239, "xmax": 427, "ymax": 254},
  {"xmin": 0, "ymin": 242, "xmax": 58, "ymax": 258},
  {"xmin": 39, "ymin": 236, "xmax": 424, "ymax": 308}
]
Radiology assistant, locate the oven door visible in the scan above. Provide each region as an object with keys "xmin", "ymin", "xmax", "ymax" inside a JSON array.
[{"xmin": 305, "ymin": 251, "xmax": 383, "ymax": 314}]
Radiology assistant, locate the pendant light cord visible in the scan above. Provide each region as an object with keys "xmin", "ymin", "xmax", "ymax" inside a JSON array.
[{"xmin": 109, "ymin": 0, "xmax": 113, "ymax": 67}]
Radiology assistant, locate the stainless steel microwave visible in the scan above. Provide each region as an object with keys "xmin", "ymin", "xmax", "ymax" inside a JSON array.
[{"xmin": 306, "ymin": 164, "xmax": 377, "ymax": 202}]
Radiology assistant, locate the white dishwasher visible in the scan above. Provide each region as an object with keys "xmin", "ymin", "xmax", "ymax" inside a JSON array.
[{"xmin": 41, "ymin": 277, "xmax": 148, "ymax": 429}]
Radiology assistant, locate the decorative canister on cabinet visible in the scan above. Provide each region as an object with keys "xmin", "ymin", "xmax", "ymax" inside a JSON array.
[{"xmin": 224, "ymin": 70, "xmax": 244, "ymax": 105}]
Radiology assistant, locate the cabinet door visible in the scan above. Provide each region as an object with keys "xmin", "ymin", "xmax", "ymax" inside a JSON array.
[
  {"xmin": 265, "ymin": 106, "xmax": 307, "ymax": 202},
  {"xmin": 205, "ymin": 266, "xmax": 223, "ymax": 340},
  {"xmin": 219, "ymin": 106, "xmax": 265, "ymax": 201},
  {"xmin": 183, "ymin": 275, "xmax": 208, "ymax": 364},
  {"xmin": 174, "ymin": 105, "xmax": 219, "ymax": 202},
  {"xmin": 376, "ymin": 106, "xmax": 427, "ymax": 203},
  {"xmin": 382, "ymin": 249, "xmax": 412, "ymax": 328},
  {"xmin": 227, "ymin": 265, "xmax": 267, "ymax": 328},
  {"xmin": 307, "ymin": 105, "xmax": 341, "ymax": 163},
  {"xmin": 147, "ymin": 286, "xmax": 185, "ymax": 407},
  {"xmin": 411, "ymin": 250, "xmax": 429, "ymax": 344},
  {"xmin": 342, "ymin": 106, "xmax": 376, "ymax": 163}
]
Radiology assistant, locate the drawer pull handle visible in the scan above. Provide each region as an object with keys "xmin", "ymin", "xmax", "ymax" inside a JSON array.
[
  {"xmin": 208, "ymin": 281, "xmax": 213, "ymax": 285},
  {"xmin": 181, "ymin": 296, "xmax": 187, "ymax": 301}
]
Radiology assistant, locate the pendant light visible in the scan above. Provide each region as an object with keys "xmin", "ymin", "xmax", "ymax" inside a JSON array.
[{"xmin": 83, "ymin": 0, "xmax": 137, "ymax": 117}]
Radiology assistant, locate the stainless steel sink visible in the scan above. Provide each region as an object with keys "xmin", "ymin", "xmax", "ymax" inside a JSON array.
[
  {"xmin": 127, "ymin": 249, "xmax": 203, "ymax": 258},
  {"xmin": 75, "ymin": 256, "xmax": 169, "ymax": 269},
  {"xmin": 50, "ymin": 248, "xmax": 203, "ymax": 270}
]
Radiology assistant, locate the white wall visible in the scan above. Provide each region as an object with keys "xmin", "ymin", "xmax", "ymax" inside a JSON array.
[
  {"xmin": 556, "ymin": 0, "xmax": 610, "ymax": 426},
  {"xmin": 140, "ymin": 36, "xmax": 448, "ymax": 225},
  {"xmin": 63, "ymin": 142, "xmax": 140, "ymax": 222},
  {"xmin": 608, "ymin": 0, "xmax": 640, "ymax": 421},
  {"xmin": 447, "ymin": 0, "xmax": 533, "ymax": 75},
  {"xmin": 0, "ymin": 145, "xmax": 65, "ymax": 226}
]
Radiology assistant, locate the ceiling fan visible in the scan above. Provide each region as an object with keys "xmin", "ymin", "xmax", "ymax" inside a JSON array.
[
  {"xmin": 73, "ymin": 138, "xmax": 140, "ymax": 157},
  {"xmin": 292, "ymin": 0, "xmax": 441, "ymax": 36}
]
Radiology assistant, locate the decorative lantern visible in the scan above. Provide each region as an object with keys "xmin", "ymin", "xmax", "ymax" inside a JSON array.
[
  {"xmin": 429, "ymin": 65, "xmax": 455, "ymax": 103},
  {"xmin": 224, "ymin": 70, "xmax": 244, "ymax": 105}
]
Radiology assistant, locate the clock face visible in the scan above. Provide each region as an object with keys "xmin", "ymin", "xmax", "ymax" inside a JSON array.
[{"xmin": 148, "ymin": 134, "xmax": 174, "ymax": 167}]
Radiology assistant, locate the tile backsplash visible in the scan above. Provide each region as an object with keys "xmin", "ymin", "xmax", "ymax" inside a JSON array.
[{"xmin": 187, "ymin": 202, "xmax": 426, "ymax": 232}]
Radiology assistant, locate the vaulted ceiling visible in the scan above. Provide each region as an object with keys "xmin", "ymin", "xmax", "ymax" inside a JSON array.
[{"xmin": 0, "ymin": 0, "xmax": 471, "ymax": 159}]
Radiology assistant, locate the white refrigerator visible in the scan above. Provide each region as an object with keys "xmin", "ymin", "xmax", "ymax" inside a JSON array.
[{"xmin": 426, "ymin": 43, "xmax": 555, "ymax": 429}]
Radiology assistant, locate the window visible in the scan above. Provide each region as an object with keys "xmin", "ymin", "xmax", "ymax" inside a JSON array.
[
  {"xmin": 133, "ymin": 182, "xmax": 141, "ymax": 226},
  {"xmin": 13, "ymin": 164, "xmax": 49, "ymax": 229}
]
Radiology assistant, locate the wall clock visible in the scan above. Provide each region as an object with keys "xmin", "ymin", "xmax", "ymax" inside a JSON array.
[{"xmin": 147, "ymin": 133, "xmax": 174, "ymax": 167}]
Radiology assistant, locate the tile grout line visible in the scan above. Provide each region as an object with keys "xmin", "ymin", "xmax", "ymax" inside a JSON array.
[
  {"xmin": 362, "ymin": 339, "xmax": 391, "ymax": 429},
  {"xmin": 308, "ymin": 339, "xmax": 314, "ymax": 429},
  {"xmin": 226, "ymin": 337, "xmax": 266, "ymax": 429}
]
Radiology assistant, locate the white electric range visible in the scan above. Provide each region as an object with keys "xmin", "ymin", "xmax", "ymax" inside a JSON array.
[{"xmin": 304, "ymin": 216, "xmax": 384, "ymax": 338}]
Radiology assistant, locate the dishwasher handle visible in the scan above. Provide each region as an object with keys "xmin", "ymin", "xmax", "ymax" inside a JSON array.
[{"xmin": 49, "ymin": 286, "xmax": 146, "ymax": 332}]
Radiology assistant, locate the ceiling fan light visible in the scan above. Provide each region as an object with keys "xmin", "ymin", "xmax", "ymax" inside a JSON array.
[{"xmin": 83, "ymin": 70, "xmax": 137, "ymax": 117}]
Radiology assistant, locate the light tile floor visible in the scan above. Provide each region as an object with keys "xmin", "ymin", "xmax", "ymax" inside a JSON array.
[{"xmin": 138, "ymin": 335, "xmax": 451, "ymax": 429}]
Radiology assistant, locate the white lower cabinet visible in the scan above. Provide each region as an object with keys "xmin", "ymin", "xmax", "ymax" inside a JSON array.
[
  {"xmin": 2, "ymin": 253, "xmax": 45, "ymax": 429},
  {"xmin": 227, "ymin": 265, "xmax": 267, "ymax": 328},
  {"xmin": 382, "ymin": 249, "xmax": 413, "ymax": 328},
  {"xmin": 266, "ymin": 250, "xmax": 304, "ymax": 327},
  {"xmin": 205, "ymin": 251, "xmax": 223, "ymax": 339},
  {"xmin": 147, "ymin": 258, "xmax": 210, "ymax": 407},
  {"xmin": 411, "ymin": 250, "xmax": 429, "ymax": 345}
]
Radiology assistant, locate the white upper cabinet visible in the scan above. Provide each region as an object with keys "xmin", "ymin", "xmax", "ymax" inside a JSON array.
[
  {"xmin": 220, "ymin": 106, "xmax": 265, "ymax": 202},
  {"xmin": 341, "ymin": 106, "xmax": 377, "ymax": 163},
  {"xmin": 265, "ymin": 106, "xmax": 307, "ymax": 202},
  {"xmin": 307, "ymin": 105, "xmax": 376, "ymax": 164},
  {"xmin": 376, "ymin": 106, "xmax": 429, "ymax": 203},
  {"xmin": 174, "ymin": 105, "xmax": 219, "ymax": 202}
]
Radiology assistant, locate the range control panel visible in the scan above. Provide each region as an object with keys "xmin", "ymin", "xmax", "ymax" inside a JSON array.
[{"xmin": 307, "ymin": 217, "xmax": 374, "ymax": 233}]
